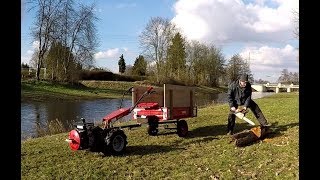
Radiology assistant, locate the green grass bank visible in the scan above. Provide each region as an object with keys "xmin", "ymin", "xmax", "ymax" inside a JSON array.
[
  {"xmin": 21, "ymin": 80, "xmax": 142, "ymax": 102},
  {"xmin": 21, "ymin": 80, "xmax": 227, "ymax": 102},
  {"xmin": 21, "ymin": 92, "xmax": 299, "ymax": 179}
]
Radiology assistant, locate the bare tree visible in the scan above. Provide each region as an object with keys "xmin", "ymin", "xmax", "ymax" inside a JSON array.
[
  {"xmin": 207, "ymin": 45, "xmax": 226, "ymax": 86},
  {"xmin": 226, "ymin": 54, "xmax": 252, "ymax": 83},
  {"xmin": 292, "ymin": 9, "xmax": 299, "ymax": 40},
  {"xmin": 185, "ymin": 40, "xmax": 225, "ymax": 87},
  {"xmin": 29, "ymin": 49, "xmax": 40, "ymax": 68},
  {"xmin": 185, "ymin": 40, "xmax": 208, "ymax": 85},
  {"xmin": 278, "ymin": 68, "xmax": 290, "ymax": 83},
  {"xmin": 290, "ymin": 72, "xmax": 299, "ymax": 84},
  {"xmin": 28, "ymin": 0, "xmax": 62, "ymax": 81},
  {"xmin": 56, "ymin": 1, "xmax": 98, "ymax": 81},
  {"xmin": 278, "ymin": 69, "xmax": 298, "ymax": 84},
  {"xmin": 292, "ymin": 9, "xmax": 299, "ymax": 64},
  {"xmin": 139, "ymin": 17, "xmax": 176, "ymax": 83},
  {"xmin": 27, "ymin": 0, "xmax": 98, "ymax": 82}
]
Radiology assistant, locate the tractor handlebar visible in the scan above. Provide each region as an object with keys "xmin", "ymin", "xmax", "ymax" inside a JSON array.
[
  {"xmin": 147, "ymin": 86, "xmax": 153, "ymax": 93},
  {"xmin": 130, "ymin": 86, "xmax": 155, "ymax": 112}
]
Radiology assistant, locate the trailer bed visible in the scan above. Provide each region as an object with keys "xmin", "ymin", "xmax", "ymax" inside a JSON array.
[{"xmin": 132, "ymin": 84, "xmax": 197, "ymax": 122}]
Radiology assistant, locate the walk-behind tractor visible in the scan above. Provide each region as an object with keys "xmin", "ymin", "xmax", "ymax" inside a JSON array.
[{"xmin": 66, "ymin": 84, "xmax": 197, "ymax": 155}]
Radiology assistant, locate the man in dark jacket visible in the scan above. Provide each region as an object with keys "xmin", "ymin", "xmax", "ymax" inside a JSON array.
[{"xmin": 227, "ymin": 74, "xmax": 270, "ymax": 135}]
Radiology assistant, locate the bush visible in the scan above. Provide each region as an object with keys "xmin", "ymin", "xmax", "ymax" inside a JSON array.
[{"xmin": 79, "ymin": 70, "xmax": 147, "ymax": 82}]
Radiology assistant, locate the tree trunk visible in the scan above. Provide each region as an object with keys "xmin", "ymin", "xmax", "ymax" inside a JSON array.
[{"xmin": 36, "ymin": 53, "xmax": 43, "ymax": 81}]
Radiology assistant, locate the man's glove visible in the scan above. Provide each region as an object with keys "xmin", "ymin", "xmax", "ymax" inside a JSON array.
[
  {"xmin": 239, "ymin": 107, "xmax": 248, "ymax": 114},
  {"xmin": 231, "ymin": 107, "xmax": 236, "ymax": 112},
  {"xmin": 234, "ymin": 107, "xmax": 248, "ymax": 114}
]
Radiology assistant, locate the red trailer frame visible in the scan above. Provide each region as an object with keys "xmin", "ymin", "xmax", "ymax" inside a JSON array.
[{"xmin": 101, "ymin": 84, "xmax": 197, "ymax": 136}]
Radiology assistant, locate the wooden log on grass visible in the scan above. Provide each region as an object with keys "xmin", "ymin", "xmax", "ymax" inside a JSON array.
[{"xmin": 232, "ymin": 126, "xmax": 271, "ymax": 147}]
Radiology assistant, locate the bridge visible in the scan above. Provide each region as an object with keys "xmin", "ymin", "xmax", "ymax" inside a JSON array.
[{"xmin": 251, "ymin": 83, "xmax": 299, "ymax": 93}]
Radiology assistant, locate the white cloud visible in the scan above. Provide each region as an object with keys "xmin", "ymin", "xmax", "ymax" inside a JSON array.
[
  {"xmin": 239, "ymin": 44, "xmax": 298, "ymax": 82},
  {"xmin": 94, "ymin": 47, "xmax": 138, "ymax": 73},
  {"xmin": 21, "ymin": 42, "xmax": 38, "ymax": 64},
  {"xmin": 27, "ymin": 50, "xmax": 34, "ymax": 55},
  {"xmin": 21, "ymin": 55, "xmax": 31, "ymax": 64},
  {"xmin": 32, "ymin": 41, "xmax": 39, "ymax": 50},
  {"xmin": 94, "ymin": 48, "xmax": 120, "ymax": 59},
  {"xmin": 172, "ymin": 0, "xmax": 299, "ymax": 82},
  {"xmin": 94, "ymin": 47, "xmax": 133, "ymax": 60},
  {"xmin": 172, "ymin": 0, "xmax": 299, "ymax": 44}
]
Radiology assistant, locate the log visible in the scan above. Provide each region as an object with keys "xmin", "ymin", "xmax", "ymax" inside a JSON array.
[{"xmin": 232, "ymin": 126, "xmax": 271, "ymax": 147}]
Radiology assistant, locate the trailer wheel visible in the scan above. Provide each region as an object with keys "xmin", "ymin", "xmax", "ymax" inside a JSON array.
[
  {"xmin": 103, "ymin": 129, "xmax": 127, "ymax": 156},
  {"xmin": 147, "ymin": 125, "xmax": 158, "ymax": 136},
  {"xmin": 177, "ymin": 120, "xmax": 188, "ymax": 137},
  {"xmin": 147, "ymin": 116, "xmax": 159, "ymax": 136}
]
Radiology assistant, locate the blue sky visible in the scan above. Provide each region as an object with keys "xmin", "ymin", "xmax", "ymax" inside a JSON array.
[{"xmin": 21, "ymin": 0, "xmax": 299, "ymax": 83}]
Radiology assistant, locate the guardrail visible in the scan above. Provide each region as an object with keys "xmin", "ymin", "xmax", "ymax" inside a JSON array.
[
  {"xmin": 252, "ymin": 83, "xmax": 299, "ymax": 93},
  {"xmin": 264, "ymin": 83, "xmax": 299, "ymax": 93}
]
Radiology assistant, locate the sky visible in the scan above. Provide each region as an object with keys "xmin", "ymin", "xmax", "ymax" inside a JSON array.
[{"xmin": 21, "ymin": 0, "xmax": 299, "ymax": 83}]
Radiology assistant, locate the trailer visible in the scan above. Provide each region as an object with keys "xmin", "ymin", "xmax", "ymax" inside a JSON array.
[
  {"xmin": 131, "ymin": 84, "xmax": 197, "ymax": 136},
  {"xmin": 66, "ymin": 84, "xmax": 197, "ymax": 155}
]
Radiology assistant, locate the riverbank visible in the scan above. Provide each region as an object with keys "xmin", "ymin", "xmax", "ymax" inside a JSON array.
[
  {"xmin": 21, "ymin": 80, "xmax": 228, "ymax": 102},
  {"xmin": 21, "ymin": 92, "xmax": 299, "ymax": 179},
  {"xmin": 21, "ymin": 80, "xmax": 135, "ymax": 102}
]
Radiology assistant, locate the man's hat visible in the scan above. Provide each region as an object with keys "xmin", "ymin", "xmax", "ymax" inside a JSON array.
[{"xmin": 239, "ymin": 74, "xmax": 248, "ymax": 82}]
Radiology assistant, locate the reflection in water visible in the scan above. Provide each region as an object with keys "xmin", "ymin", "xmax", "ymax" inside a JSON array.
[
  {"xmin": 21, "ymin": 92, "xmax": 274, "ymax": 140},
  {"xmin": 195, "ymin": 92, "xmax": 227, "ymax": 107}
]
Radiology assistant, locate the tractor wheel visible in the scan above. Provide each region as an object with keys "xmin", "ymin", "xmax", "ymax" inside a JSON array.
[
  {"xmin": 177, "ymin": 120, "xmax": 188, "ymax": 137},
  {"xmin": 87, "ymin": 126, "xmax": 104, "ymax": 152},
  {"xmin": 103, "ymin": 129, "xmax": 127, "ymax": 156},
  {"xmin": 68, "ymin": 129, "xmax": 82, "ymax": 150}
]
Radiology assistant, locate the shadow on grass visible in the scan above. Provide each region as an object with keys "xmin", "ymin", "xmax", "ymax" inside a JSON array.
[
  {"xmin": 184, "ymin": 121, "xmax": 299, "ymax": 146},
  {"xmin": 188, "ymin": 123, "xmax": 253, "ymax": 138},
  {"xmin": 265, "ymin": 122, "xmax": 299, "ymax": 138},
  {"xmin": 157, "ymin": 131, "xmax": 178, "ymax": 136},
  {"xmin": 188, "ymin": 121, "xmax": 298, "ymax": 139},
  {"xmin": 124, "ymin": 145, "xmax": 186, "ymax": 156},
  {"xmin": 227, "ymin": 122, "xmax": 299, "ymax": 147}
]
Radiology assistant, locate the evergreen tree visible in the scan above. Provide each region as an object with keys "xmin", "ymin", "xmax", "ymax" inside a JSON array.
[
  {"xmin": 132, "ymin": 55, "xmax": 147, "ymax": 76},
  {"xmin": 166, "ymin": 32, "xmax": 186, "ymax": 80},
  {"xmin": 45, "ymin": 41, "xmax": 81, "ymax": 81}
]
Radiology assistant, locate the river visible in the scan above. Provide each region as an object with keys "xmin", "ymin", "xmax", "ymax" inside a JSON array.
[{"xmin": 21, "ymin": 91, "xmax": 274, "ymax": 140}]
